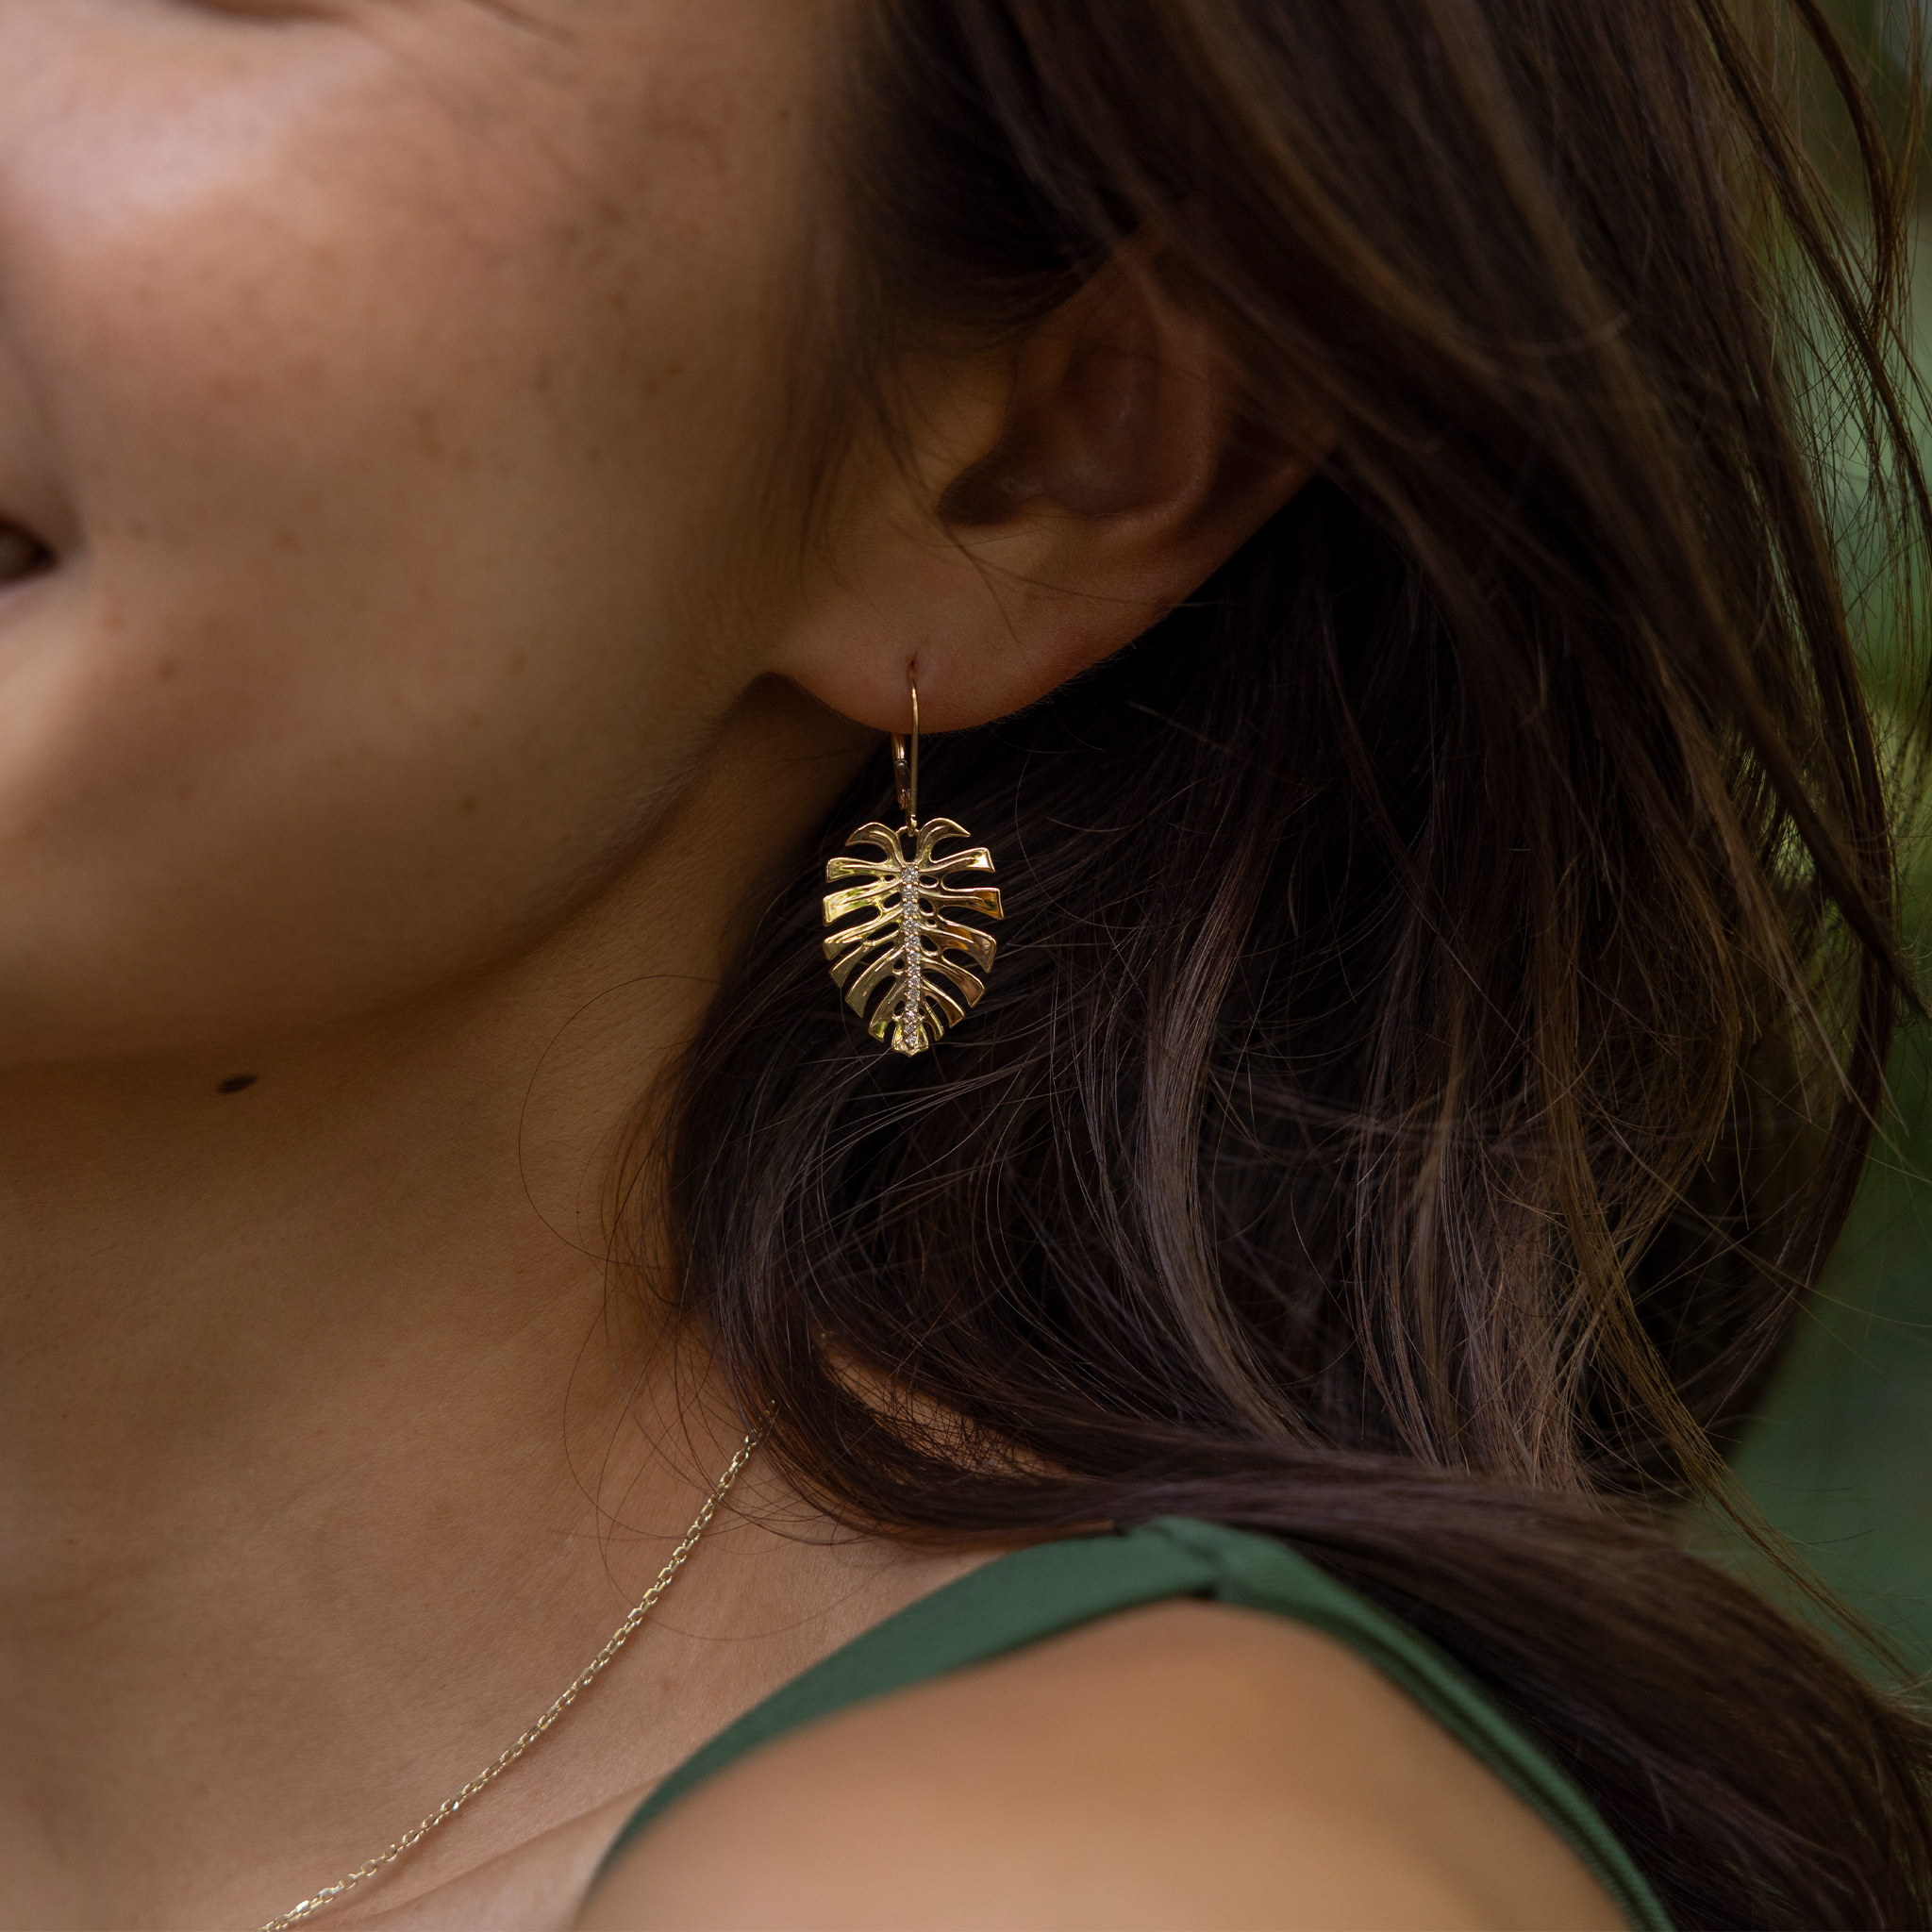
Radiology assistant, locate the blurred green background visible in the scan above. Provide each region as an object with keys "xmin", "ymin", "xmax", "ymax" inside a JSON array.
[
  {"xmin": 1725, "ymin": 1003, "xmax": 1932, "ymax": 1678},
  {"xmin": 1713, "ymin": 0, "xmax": 1932, "ymax": 1682}
]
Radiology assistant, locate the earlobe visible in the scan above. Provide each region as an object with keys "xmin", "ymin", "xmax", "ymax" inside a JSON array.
[{"xmin": 768, "ymin": 252, "xmax": 1328, "ymax": 738}]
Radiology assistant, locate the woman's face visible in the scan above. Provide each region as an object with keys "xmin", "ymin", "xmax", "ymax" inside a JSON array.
[{"xmin": 0, "ymin": 0, "xmax": 832, "ymax": 1060}]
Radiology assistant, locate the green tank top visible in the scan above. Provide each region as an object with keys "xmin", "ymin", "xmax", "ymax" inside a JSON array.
[{"xmin": 597, "ymin": 1516, "xmax": 1673, "ymax": 1930}]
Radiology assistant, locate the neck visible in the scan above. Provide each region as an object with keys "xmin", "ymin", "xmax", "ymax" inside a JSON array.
[
  {"xmin": 0, "ymin": 972, "xmax": 670, "ymax": 1583},
  {"xmin": 0, "ymin": 681, "xmax": 892, "ymax": 1926}
]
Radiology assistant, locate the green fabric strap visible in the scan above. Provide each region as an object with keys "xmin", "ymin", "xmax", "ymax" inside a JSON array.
[{"xmin": 597, "ymin": 1515, "xmax": 1672, "ymax": 1931}]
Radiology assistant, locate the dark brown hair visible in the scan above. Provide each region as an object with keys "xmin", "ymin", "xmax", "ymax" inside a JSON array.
[{"xmin": 643, "ymin": 3, "xmax": 1932, "ymax": 1924}]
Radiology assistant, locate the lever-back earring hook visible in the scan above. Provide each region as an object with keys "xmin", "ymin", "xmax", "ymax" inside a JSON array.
[{"xmin": 891, "ymin": 675, "xmax": 919, "ymax": 828}]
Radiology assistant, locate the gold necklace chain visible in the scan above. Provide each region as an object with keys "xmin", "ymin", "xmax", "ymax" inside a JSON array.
[{"xmin": 258, "ymin": 1434, "xmax": 758, "ymax": 1932}]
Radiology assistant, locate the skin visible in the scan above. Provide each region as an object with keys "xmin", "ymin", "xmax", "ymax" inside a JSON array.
[
  {"xmin": 0, "ymin": 2, "xmax": 1621, "ymax": 1926},
  {"xmin": 590, "ymin": 1604, "xmax": 1622, "ymax": 1932}
]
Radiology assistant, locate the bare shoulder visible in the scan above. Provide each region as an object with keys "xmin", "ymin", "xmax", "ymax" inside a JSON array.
[{"xmin": 579, "ymin": 1598, "xmax": 1626, "ymax": 1932}]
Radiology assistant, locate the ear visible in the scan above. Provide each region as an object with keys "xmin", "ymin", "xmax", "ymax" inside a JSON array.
[{"xmin": 766, "ymin": 248, "xmax": 1329, "ymax": 734}]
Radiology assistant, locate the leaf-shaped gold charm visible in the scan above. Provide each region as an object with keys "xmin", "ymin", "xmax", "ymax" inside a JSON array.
[{"xmin": 823, "ymin": 816, "xmax": 1004, "ymax": 1055}]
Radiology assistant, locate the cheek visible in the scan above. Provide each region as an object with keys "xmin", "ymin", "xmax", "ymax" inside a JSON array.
[{"xmin": 0, "ymin": 25, "xmax": 800, "ymax": 1058}]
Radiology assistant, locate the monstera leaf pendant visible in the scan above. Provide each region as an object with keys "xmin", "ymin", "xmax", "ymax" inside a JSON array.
[
  {"xmin": 822, "ymin": 682, "xmax": 1003, "ymax": 1055},
  {"xmin": 823, "ymin": 817, "xmax": 1004, "ymax": 1054}
]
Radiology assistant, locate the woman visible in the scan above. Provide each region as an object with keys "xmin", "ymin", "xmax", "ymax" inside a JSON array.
[{"xmin": 2, "ymin": 0, "xmax": 1927, "ymax": 1925}]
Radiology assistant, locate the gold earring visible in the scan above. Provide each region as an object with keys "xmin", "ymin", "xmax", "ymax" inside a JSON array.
[{"xmin": 822, "ymin": 675, "xmax": 1004, "ymax": 1056}]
